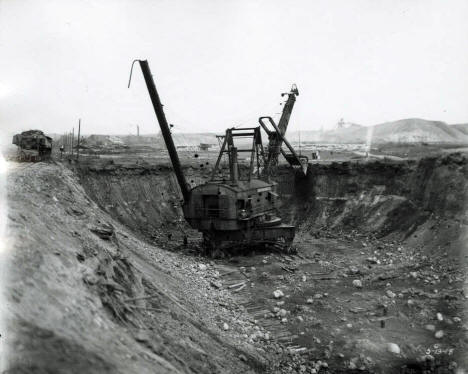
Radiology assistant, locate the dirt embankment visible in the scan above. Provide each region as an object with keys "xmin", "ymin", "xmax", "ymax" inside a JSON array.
[{"xmin": 5, "ymin": 162, "xmax": 271, "ymax": 373}]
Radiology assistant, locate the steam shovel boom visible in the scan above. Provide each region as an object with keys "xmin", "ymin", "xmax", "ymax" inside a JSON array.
[{"xmin": 136, "ymin": 60, "xmax": 190, "ymax": 202}]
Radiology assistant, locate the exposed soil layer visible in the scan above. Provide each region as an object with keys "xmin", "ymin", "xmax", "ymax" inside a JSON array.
[
  {"xmin": 285, "ymin": 153, "xmax": 467, "ymax": 237},
  {"xmin": 75, "ymin": 159, "xmax": 214, "ymax": 244},
  {"xmin": 5, "ymin": 152, "xmax": 468, "ymax": 373}
]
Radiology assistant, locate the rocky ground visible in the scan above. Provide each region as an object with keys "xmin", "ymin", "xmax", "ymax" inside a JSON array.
[
  {"xmin": 193, "ymin": 229, "xmax": 467, "ymax": 373},
  {"xmin": 2, "ymin": 151, "xmax": 467, "ymax": 373}
]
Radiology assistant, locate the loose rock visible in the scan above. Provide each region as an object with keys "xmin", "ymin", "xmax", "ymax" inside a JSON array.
[
  {"xmin": 273, "ymin": 289, "xmax": 284, "ymax": 299},
  {"xmin": 425, "ymin": 324, "xmax": 436, "ymax": 332},
  {"xmin": 278, "ymin": 309, "xmax": 287, "ymax": 318},
  {"xmin": 387, "ymin": 343, "xmax": 401, "ymax": 355}
]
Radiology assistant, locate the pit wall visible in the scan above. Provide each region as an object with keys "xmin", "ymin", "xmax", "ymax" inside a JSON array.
[
  {"xmin": 280, "ymin": 153, "xmax": 467, "ymax": 239},
  {"xmin": 75, "ymin": 153, "xmax": 468, "ymax": 244}
]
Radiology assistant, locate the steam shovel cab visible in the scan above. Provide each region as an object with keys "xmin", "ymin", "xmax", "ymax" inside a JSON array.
[
  {"xmin": 184, "ymin": 180, "xmax": 295, "ymax": 252},
  {"xmin": 182, "ymin": 127, "xmax": 295, "ymax": 252}
]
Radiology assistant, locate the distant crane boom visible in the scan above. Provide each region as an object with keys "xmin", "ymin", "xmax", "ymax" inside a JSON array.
[
  {"xmin": 261, "ymin": 84, "xmax": 307, "ymax": 176},
  {"xmin": 277, "ymin": 84, "xmax": 299, "ymax": 134},
  {"xmin": 264, "ymin": 84, "xmax": 299, "ymax": 172}
]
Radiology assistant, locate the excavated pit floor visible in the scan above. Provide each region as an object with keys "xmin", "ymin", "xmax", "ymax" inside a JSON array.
[{"xmin": 4, "ymin": 151, "xmax": 468, "ymax": 373}]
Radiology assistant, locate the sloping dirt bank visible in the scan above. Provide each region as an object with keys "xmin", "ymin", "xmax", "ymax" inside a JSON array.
[{"xmin": 4, "ymin": 162, "xmax": 276, "ymax": 373}]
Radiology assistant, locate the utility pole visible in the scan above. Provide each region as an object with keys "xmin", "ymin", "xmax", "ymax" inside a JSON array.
[
  {"xmin": 71, "ymin": 128, "xmax": 74, "ymax": 157},
  {"xmin": 137, "ymin": 124, "xmax": 140, "ymax": 137},
  {"xmin": 77, "ymin": 119, "xmax": 81, "ymax": 160}
]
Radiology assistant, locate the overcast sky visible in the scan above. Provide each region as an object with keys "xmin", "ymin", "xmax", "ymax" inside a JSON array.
[{"xmin": 1, "ymin": 0, "xmax": 467, "ymax": 139}]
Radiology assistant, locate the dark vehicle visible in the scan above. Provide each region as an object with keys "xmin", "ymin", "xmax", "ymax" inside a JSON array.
[
  {"xmin": 12, "ymin": 130, "xmax": 52, "ymax": 161},
  {"xmin": 131, "ymin": 60, "xmax": 307, "ymax": 253}
]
